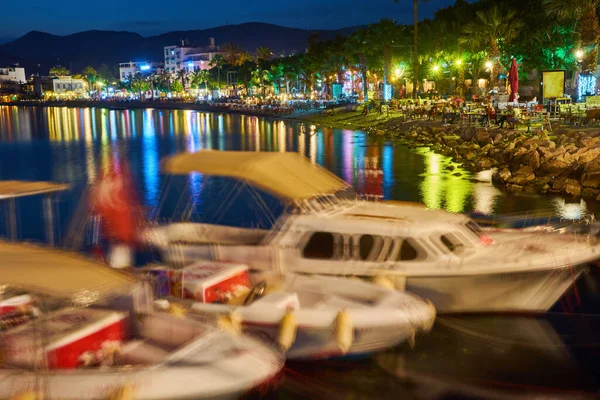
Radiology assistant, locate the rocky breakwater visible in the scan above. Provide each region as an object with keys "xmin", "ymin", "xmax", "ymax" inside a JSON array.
[{"xmin": 373, "ymin": 123, "xmax": 600, "ymax": 199}]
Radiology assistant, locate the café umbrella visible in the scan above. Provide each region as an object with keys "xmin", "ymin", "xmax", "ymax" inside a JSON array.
[{"xmin": 508, "ymin": 58, "xmax": 519, "ymax": 102}]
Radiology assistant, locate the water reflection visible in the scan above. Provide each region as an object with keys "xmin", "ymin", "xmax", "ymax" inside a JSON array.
[
  {"xmin": 418, "ymin": 148, "xmax": 474, "ymax": 213},
  {"xmin": 0, "ymin": 105, "xmax": 585, "ymax": 224},
  {"xmin": 375, "ymin": 315, "xmax": 600, "ymax": 398}
]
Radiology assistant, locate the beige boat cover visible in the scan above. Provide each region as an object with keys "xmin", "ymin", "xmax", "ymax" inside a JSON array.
[
  {"xmin": 0, "ymin": 241, "xmax": 135, "ymax": 299},
  {"xmin": 0, "ymin": 180, "xmax": 69, "ymax": 199},
  {"xmin": 161, "ymin": 151, "xmax": 349, "ymax": 201}
]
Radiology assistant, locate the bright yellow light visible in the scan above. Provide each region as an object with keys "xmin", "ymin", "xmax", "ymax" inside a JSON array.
[
  {"xmin": 575, "ymin": 49, "xmax": 584, "ymax": 59},
  {"xmin": 456, "ymin": 59, "xmax": 462, "ymax": 66},
  {"xmin": 485, "ymin": 61, "xmax": 493, "ymax": 69},
  {"xmin": 432, "ymin": 65, "xmax": 440, "ymax": 72},
  {"xmin": 97, "ymin": 82, "xmax": 104, "ymax": 87}
]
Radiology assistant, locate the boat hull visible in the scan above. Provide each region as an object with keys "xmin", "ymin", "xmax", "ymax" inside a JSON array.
[
  {"xmin": 405, "ymin": 266, "xmax": 585, "ymax": 314},
  {"xmin": 0, "ymin": 337, "xmax": 283, "ymax": 400},
  {"xmin": 243, "ymin": 321, "xmax": 415, "ymax": 360}
]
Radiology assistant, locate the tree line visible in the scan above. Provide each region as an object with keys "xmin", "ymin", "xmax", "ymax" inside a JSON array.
[{"xmin": 48, "ymin": 0, "xmax": 598, "ymax": 100}]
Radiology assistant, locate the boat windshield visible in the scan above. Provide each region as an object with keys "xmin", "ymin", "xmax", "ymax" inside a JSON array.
[{"xmin": 464, "ymin": 221, "xmax": 494, "ymax": 246}]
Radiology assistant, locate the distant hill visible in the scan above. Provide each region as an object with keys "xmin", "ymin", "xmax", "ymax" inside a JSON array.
[{"xmin": 0, "ymin": 23, "xmax": 362, "ymax": 76}]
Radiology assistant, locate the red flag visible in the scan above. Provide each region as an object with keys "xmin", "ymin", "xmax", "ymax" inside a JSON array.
[{"xmin": 89, "ymin": 158, "xmax": 143, "ymax": 246}]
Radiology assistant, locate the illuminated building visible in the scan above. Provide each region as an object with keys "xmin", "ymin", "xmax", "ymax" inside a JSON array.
[
  {"xmin": 0, "ymin": 66, "xmax": 26, "ymax": 84},
  {"xmin": 33, "ymin": 76, "xmax": 87, "ymax": 97},
  {"xmin": 164, "ymin": 38, "xmax": 222, "ymax": 73},
  {"xmin": 118, "ymin": 61, "xmax": 164, "ymax": 82}
]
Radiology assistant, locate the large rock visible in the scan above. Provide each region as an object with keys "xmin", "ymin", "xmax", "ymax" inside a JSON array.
[
  {"xmin": 580, "ymin": 137, "xmax": 597, "ymax": 147},
  {"xmin": 493, "ymin": 168, "xmax": 512, "ymax": 184},
  {"xmin": 476, "ymin": 158, "xmax": 494, "ymax": 170},
  {"xmin": 539, "ymin": 157, "xmax": 572, "ymax": 176},
  {"xmin": 458, "ymin": 126, "xmax": 477, "ymax": 141},
  {"xmin": 576, "ymin": 146, "xmax": 600, "ymax": 164},
  {"xmin": 507, "ymin": 166, "xmax": 536, "ymax": 186},
  {"xmin": 565, "ymin": 180, "xmax": 582, "ymax": 197},
  {"xmin": 465, "ymin": 151, "xmax": 478, "ymax": 161},
  {"xmin": 511, "ymin": 149, "xmax": 541, "ymax": 170},
  {"xmin": 581, "ymin": 171, "xmax": 600, "ymax": 188},
  {"xmin": 552, "ymin": 177, "xmax": 581, "ymax": 196},
  {"xmin": 582, "ymin": 187, "xmax": 600, "ymax": 198},
  {"xmin": 476, "ymin": 129, "xmax": 492, "ymax": 145}
]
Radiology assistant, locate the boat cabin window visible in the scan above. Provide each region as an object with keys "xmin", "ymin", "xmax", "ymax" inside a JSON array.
[
  {"xmin": 354, "ymin": 235, "xmax": 386, "ymax": 261},
  {"xmin": 303, "ymin": 231, "xmax": 338, "ymax": 260},
  {"xmin": 396, "ymin": 239, "xmax": 420, "ymax": 261},
  {"xmin": 440, "ymin": 234, "xmax": 465, "ymax": 254},
  {"xmin": 464, "ymin": 221, "xmax": 485, "ymax": 238}
]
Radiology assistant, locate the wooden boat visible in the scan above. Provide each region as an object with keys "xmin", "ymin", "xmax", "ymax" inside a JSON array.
[
  {"xmin": 145, "ymin": 261, "xmax": 436, "ymax": 360},
  {"xmin": 143, "ymin": 151, "xmax": 600, "ymax": 313},
  {"xmin": 0, "ymin": 241, "xmax": 284, "ymax": 400}
]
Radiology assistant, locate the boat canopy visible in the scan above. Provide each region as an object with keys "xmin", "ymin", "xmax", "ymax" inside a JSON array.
[
  {"xmin": 0, "ymin": 241, "xmax": 135, "ymax": 300},
  {"xmin": 161, "ymin": 151, "xmax": 349, "ymax": 202},
  {"xmin": 0, "ymin": 180, "xmax": 69, "ymax": 200}
]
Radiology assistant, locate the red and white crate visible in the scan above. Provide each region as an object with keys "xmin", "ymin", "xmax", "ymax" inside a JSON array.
[
  {"xmin": 169, "ymin": 261, "xmax": 251, "ymax": 303},
  {"xmin": 0, "ymin": 294, "xmax": 33, "ymax": 316},
  {"xmin": 1, "ymin": 308, "xmax": 128, "ymax": 369}
]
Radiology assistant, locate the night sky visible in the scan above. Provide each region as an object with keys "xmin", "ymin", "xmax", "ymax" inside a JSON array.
[{"xmin": 0, "ymin": 0, "xmax": 465, "ymax": 42}]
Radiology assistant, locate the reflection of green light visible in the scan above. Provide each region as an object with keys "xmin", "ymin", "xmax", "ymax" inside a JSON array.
[
  {"xmin": 421, "ymin": 151, "xmax": 443, "ymax": 209},
  {"xmin": 417, "ymin": 148, "xmax": 472, "ymax": 213},
  {"xmin": 444, "ymin": 174, "xmax": 471, "ymax": 213}
]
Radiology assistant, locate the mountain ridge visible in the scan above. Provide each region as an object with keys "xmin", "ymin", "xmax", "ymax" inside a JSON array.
[{"xmin": 0, "ymin": 22, "xmax": 364, "ymax": 75}]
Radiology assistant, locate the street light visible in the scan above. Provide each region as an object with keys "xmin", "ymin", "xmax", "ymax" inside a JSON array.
[
  {"xmin": 575, "ymin": 49, "xmax": 584, "ymax": 62},
  {"xmin": 485, "ymin": 61, "xmax": 493, "ymax": 70}
]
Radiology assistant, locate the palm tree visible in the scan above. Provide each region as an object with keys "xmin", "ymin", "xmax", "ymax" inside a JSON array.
[
  {"xmin": 198, "ymin": 70, "xmax": 211, "ymax": 91},
  {"xmin": 49, "ymin": 65, "xmax": 70, "ymax": 77},
  {"xmin": 222, "ymin": 42, "xmax": 241, "ymax": 66},
  {"xmin": 544, "ymin": 0, "xmax": 600, "ymax": 73},
  {"xmin": 176, "ymin": 69, "xmax": 188, "ymax": 90},
  {"xmin": 256, "ymin": 46, "xmax": 272, "ymax": 63},
  {"xmin": 158, "ymin": 70, "xmax": 171, "ymax": 93},
  {"xmin": 461, "ymin": 6, "xmax": 523, "ymax": 88},
  {"xmin": 209, "ymin": 54, "xmax": 225, "ymax": 89},
  {"xmin": 370, "ymin": 20, "xmax": 401, "ymax": 97},
  {"xmin": 82, "ymin": 66, "xmax": 98, "ymax": 97},
  {"xmin": 394, "ymin": 0, "xmax": 428, "ymax": 98}
]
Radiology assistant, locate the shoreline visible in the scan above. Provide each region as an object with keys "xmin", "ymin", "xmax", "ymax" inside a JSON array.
[
  {"xmin": 0, "ymin": 100, "xmax": 324, "ymax": 119},
  {"xmin": 4, "ymin": 100, "xmax": 600, "ymax": 200},
  {"xmin": 290, "ymin": 109, "xmax": 600, "ymax": 201}
]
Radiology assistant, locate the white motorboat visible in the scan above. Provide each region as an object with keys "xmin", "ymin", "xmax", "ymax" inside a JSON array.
[
  {"xmin": 0, "ymin": 241, "xmax": 284, "ymax": 400},
  {"xmin": 143, "ymin": 151, "xmax": 600, "ymax": 313},
  {"xmin": 145, "ymin": 261, "xmax": 436, "ymax": 360}
]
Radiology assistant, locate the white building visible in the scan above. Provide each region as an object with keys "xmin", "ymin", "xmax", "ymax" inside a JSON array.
[
  {"xmin": 0, "ymin": 66, "xmax": 26, "ymax": 83},
  {"xmin": 118, "ymin": 61, "xmax": 164, "ymax": 82},
  {"xmin": 34, "ymin": 76, "xmax": 87, "ymax": 97},
  {"xmin": 164, "ymin": 38, "xmax": 222, "ymax": 73}
]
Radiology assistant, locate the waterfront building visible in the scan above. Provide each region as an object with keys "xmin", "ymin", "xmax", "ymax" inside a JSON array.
[
  {"xmin": 164, "ymin": 38, "xmax": 222, "ymax": 73},
  {"xmin": 0, "ymin": 66, "xmax": 26, "ymax": 84},
  {"xmin": 118, "ymin": 61, "xmax": 164, "ymax": 82},
  {"xmin": 34, "ymin": 76, "xmax": 87, "ymax": 97}
]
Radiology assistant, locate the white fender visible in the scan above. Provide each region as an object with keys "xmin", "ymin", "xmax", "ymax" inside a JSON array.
[
  {"xmin": 395, "ymin": 275, "xmax": 407, "ymax": 292},
  {"xmin": 372, "ymin": 275, "xmax": 395, "ymax": 290},
  {"xmin": 277, "ymin": 310, "xmax": 298, "ymax": 351},
  {"xmin": 107, "ymin": 383, "xmax": 134, "ymax": 400},
  {"xmin": 334, "ymin": 310, "xmax": 354, "ymax": 353},
  {"xmin": 217, "ymin": 310, "xmax": 242, "ymax": 335},
  {"xmin": 169, "ymin": 303, "xmax": 188, "ymax": 318}
]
